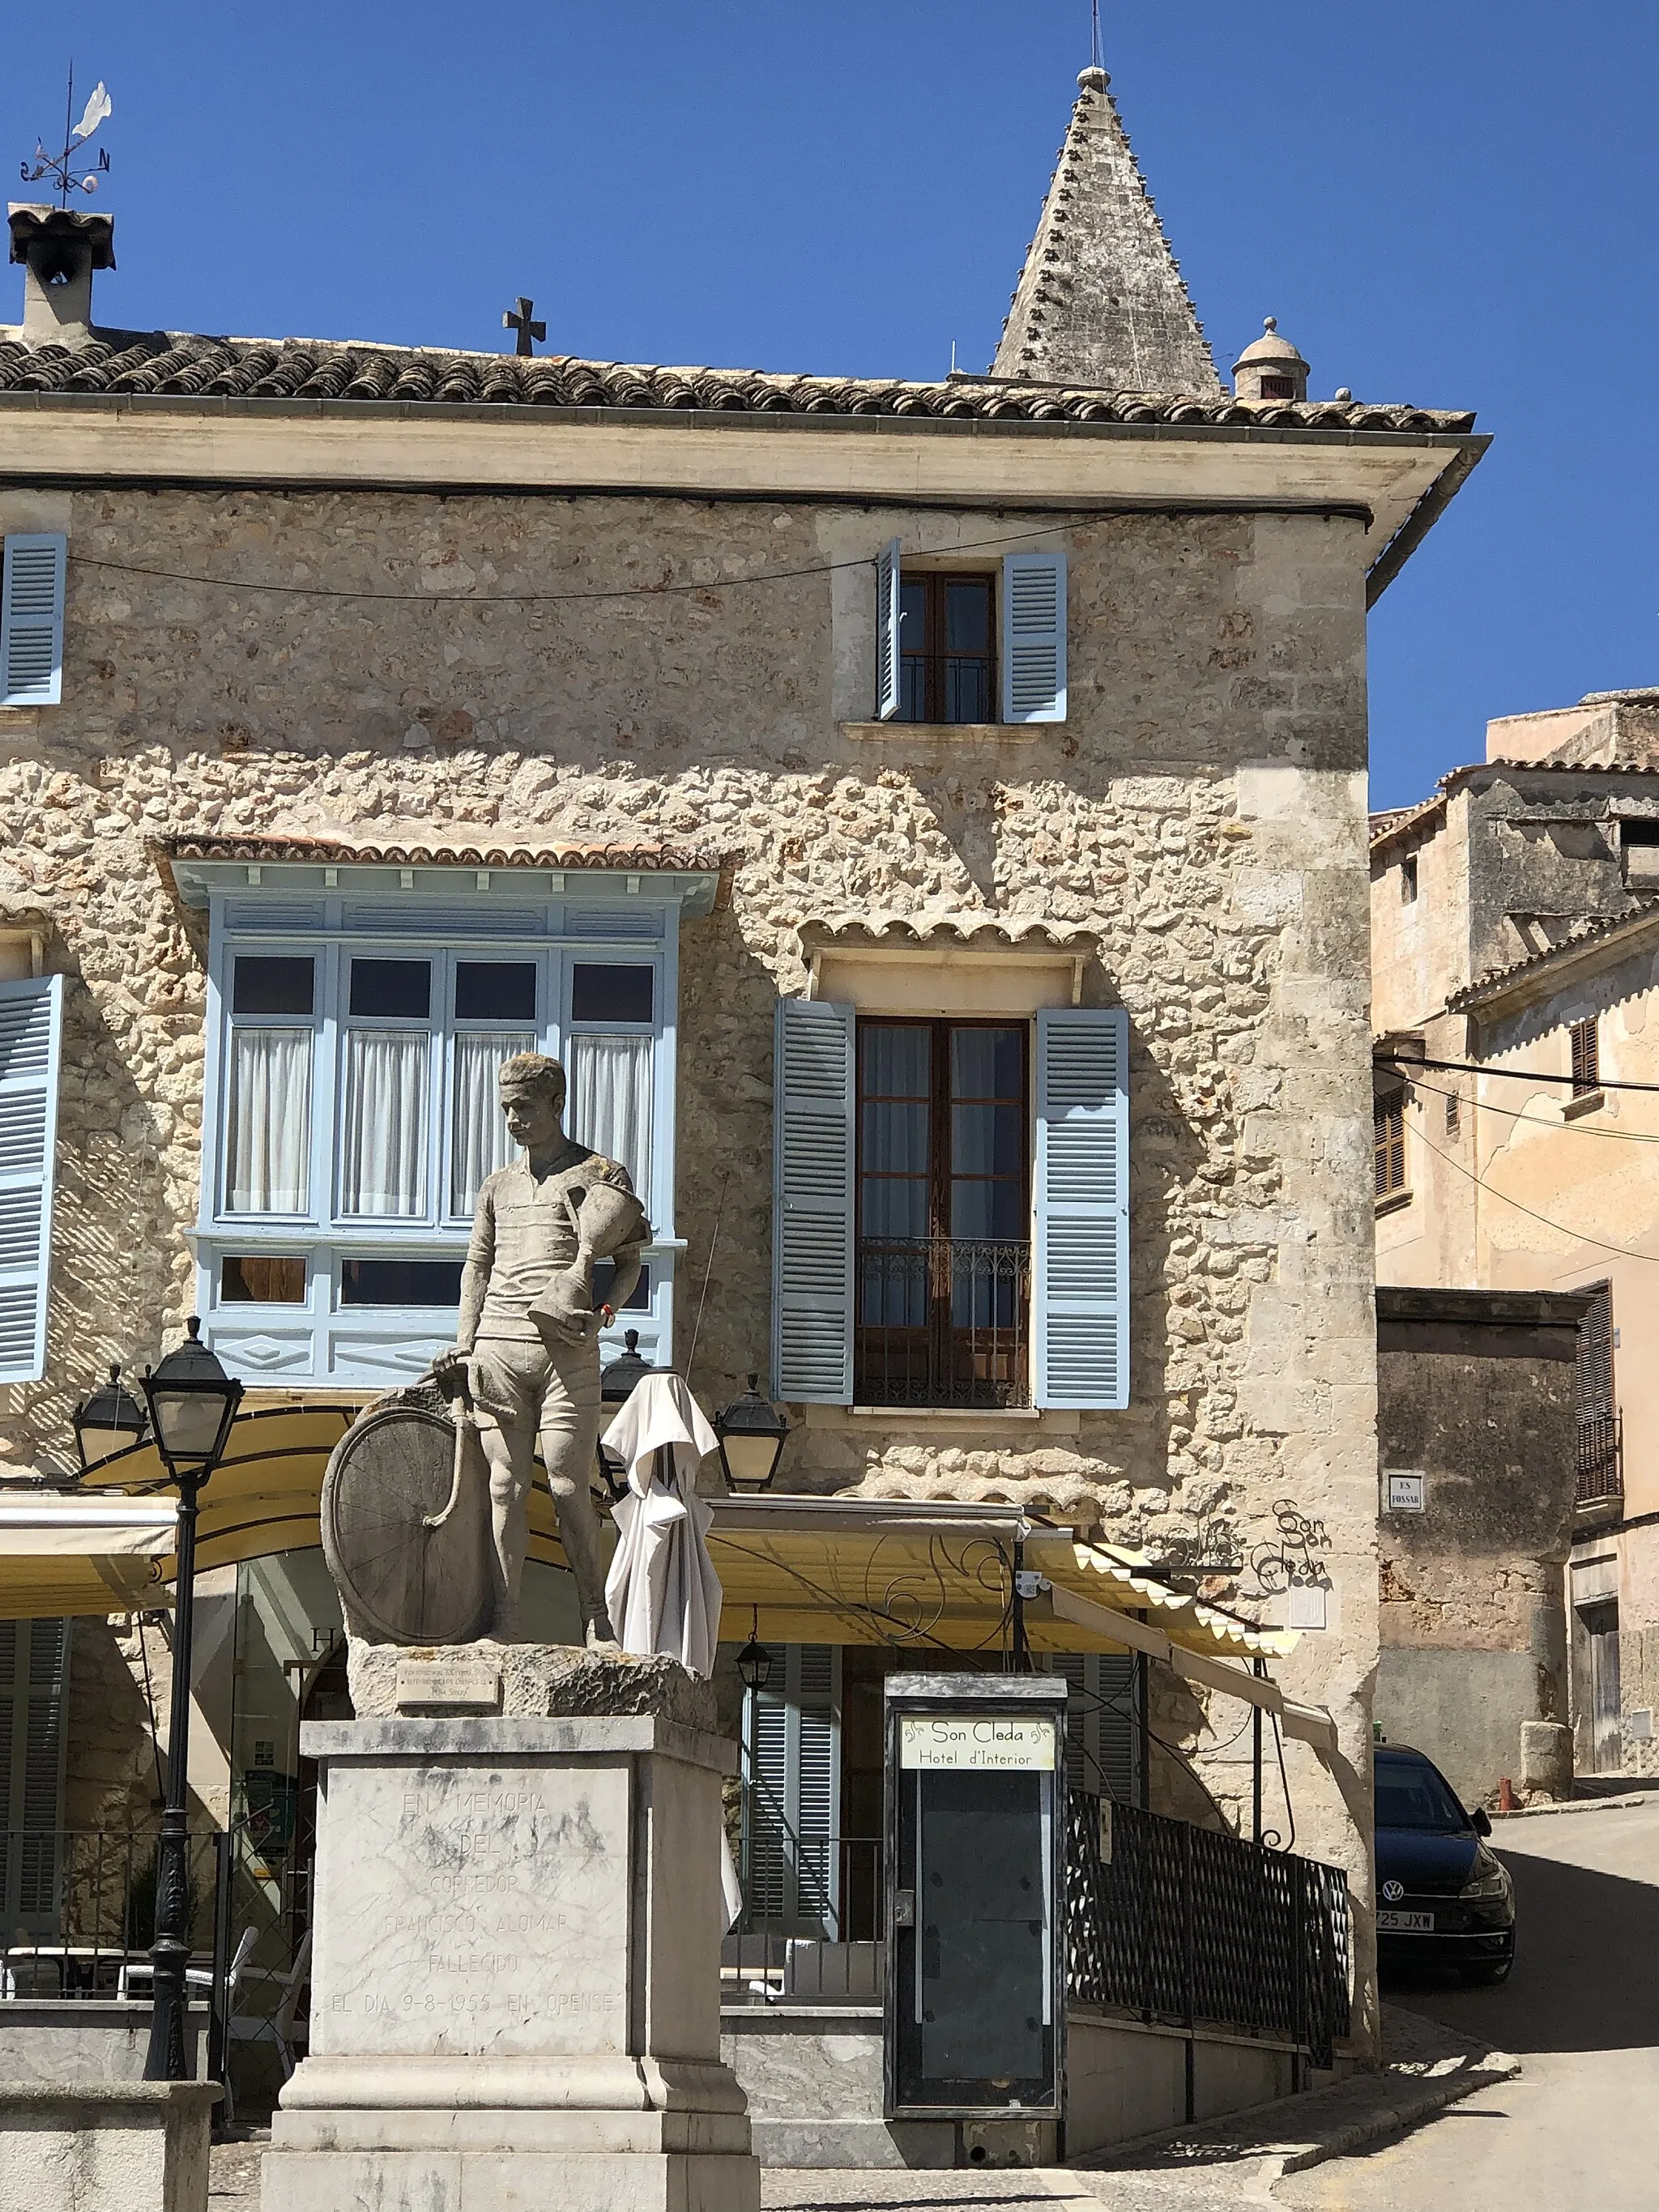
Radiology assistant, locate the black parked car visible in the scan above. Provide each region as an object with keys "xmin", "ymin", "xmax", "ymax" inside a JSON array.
[{"xmin": 1374, "ymin": 1743, "xmax": 1515, "ymax": 1984}]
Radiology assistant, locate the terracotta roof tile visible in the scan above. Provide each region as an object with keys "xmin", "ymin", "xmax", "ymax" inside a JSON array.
[
  {"xmin": 0, "ymin": 335, "xmax": 1478, "ymax": 435},
  {"xmin": 151, "ymin": 831, "xmax": 723, "ymax": 874},
  {"xmin": 1448, "ymin": 898, "xmax": 1659, "ymax": 1012}
]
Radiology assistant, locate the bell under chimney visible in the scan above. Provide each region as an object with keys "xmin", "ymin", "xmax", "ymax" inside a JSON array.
[{"xmin": 7, "ymin": 203, "xmax": 116, "ymax": 347}]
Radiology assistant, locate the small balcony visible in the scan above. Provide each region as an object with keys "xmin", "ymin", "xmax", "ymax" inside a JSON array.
[
  {"xmin": 1576, "ymin": 1410, "xmax": 1623, "ymax": 1511},
  {"xmin": 854, "ymin": 1235, "xmax": 1030, "ymax": 1409}
]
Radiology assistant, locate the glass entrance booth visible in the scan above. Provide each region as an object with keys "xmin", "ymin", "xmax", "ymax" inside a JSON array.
[{"xmin": 884, "ymin": 1674, "xmax": 1065, "ymax": 2123}]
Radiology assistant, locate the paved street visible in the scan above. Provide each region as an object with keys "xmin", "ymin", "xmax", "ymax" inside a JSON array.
[{"xmin": 1275, "ymin": 1797, "xmax": 1659, "ymax": 2212}]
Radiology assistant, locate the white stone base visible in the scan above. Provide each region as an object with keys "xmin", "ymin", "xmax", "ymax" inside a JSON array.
[{"xmin": 262, "ymin": 1674, "xmax": 758, "ymax": 2212}]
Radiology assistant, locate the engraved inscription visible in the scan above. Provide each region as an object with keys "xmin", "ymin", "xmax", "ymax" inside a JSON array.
[{"xmin": 312, "ymin": 1758, "xmax": 630, "ymax": 2060}]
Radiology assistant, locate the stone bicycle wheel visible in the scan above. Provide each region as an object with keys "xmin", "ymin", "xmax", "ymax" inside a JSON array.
[{"xmin": 320, "ymin": 1388, "xmax": 493, "ymax": 1646}]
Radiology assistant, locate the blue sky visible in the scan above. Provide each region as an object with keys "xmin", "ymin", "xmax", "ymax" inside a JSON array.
[{"xmin": 5, "ymin": 3, "xmax": 1653, "ymax": 808}]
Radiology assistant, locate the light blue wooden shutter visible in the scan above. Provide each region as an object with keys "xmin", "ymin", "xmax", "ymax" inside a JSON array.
[
  {"xmin": 1051, "ymin": 1652, "xmax": 1140, "ymax": 1801},
  {"xmin": 875, "ymin": 538, "xmax": 902, "ymax": 720},
  {"xmin": 1, "ymin": 535, "xmax": 68, "ymax": 708},
  {"xmin": 0, "ymin": 977, "xmax": 63, "ymax": 1384},
  {"xmin": 1033, "ymin": 1007, "xmax": 1128, "ymax": 1409},
  {"xmin": 1001, "ymin": 551, "xmax": 1067, "ymax": 724},
  {"xmin": 772, "ymin": 998, "xmax": 855, "ymax": 1404}
]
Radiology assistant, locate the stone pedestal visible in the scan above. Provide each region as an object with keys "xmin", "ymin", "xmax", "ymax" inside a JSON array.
[{"xmin": 262, "ymin": 1650, "xmax": 759, "ymax": 2212}]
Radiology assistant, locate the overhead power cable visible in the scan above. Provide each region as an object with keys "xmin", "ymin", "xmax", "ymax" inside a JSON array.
[
  {"xmin": 1376, "ymin": 1050, "xmax": 1659, "ymax": 1098},
  {"xmin": 71, "ymin": 522, "xmax": 1082, "ymax": 609},
  {"xmin": 1410, "ymin": 1121, "xmax": 1659, "ymax": 1264},
  {"xmin": 1401, "ymin": 1068, "xmax": 1659, "ymax": 1148}
]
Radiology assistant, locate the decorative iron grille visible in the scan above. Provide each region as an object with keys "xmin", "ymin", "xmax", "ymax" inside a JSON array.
[
  {"xmin": 855, "ymin": 1235, "xmax": 1030, "ymax": 1407},
  {"xmin": 1064, "ymin": 1792, "xmax": 1351, "ymax": 2070},
  {"xmin": 1576, "ymin": 1410, "xmax": 1623, "ymax": 1507}
]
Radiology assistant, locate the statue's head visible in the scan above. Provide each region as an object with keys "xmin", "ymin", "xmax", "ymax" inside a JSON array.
[{"xmin": 498, "ymin": 1053, "xmax": 567, "ymax": 1151}]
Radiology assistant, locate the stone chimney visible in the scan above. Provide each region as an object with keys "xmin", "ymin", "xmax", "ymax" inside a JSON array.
[
  {"xmin": 7, "ymin": 203, "xmax": 116, "ymax": 347},
  {"xmin": 1231, "ymin": 316, "xmax": 1309, "ymax": 403}
]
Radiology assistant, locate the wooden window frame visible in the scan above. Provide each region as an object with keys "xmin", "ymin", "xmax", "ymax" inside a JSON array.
[
  {"xmin": 855, "ymin": 1016, "xmax": 1031, "ymax": 1406},
  {"xmin": 897, "ymin": 571, "xmax": 997, "ymax": 727}
]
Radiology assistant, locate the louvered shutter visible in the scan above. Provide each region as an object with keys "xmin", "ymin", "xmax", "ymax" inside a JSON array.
[
  {"xmin": 772, "ymin": 998, "xmax": 855, "ymax": 1404},
  {"xmin": 0, "ymin": 977, "xmax": 63, "ymax": 1384},
  {"xmin": 1050, "ymin": 1652, "xmax": 1140, "ymax": 1801},
  {"xmin": 744, "ymin": 1645, "xmax": 839, "ymax": 1937},
  {"xmin": 1, "ymin": 535, "xmax": 67, "ymax": 708},
  {"xmin": 1001, "ymin": 551, "xmax": 1067, "ymax": 724},
  {"xmin": 0, "ymin": 1619, "xmax": 70, "ymax": 1933},
  {"xmin": 875, "ymin": 538, "xmax": 902, "ymax": 720},
  {"xmin": 1034, "ymin": 1007, "xmax": 1128, "ymax": 1409}
]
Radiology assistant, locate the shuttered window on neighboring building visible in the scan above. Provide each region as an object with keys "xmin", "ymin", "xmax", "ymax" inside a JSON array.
[
  {"xmin": 1574, "ymin": 1281, "xmax": 1620, "ymax": 1505},
  {"xmin": 0, "ymin": 1619, "xmax": 71, "ymax": 1934},
  {"xmin": 0, "ymin": 976, "xmax": 65, "ymax": 1383},
  {"xmin": 743, "ymin": 1643, "xmax": 841, "ymax": 1937},
  {"xmin": 1374, "ymin": 1085, "xmax": 1406, "ymax": 1197},
  {"xmin": 1571, "ymin": 1016, "xmax": 1601, "ymax": 1098}
]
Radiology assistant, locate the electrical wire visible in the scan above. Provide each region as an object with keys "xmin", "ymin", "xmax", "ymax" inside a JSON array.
[
  {"xmin": 1409, "ymin": 1116, "xmax": 1659, "ymax": 1261},
  {"xmin": 73, "ymin": 521, "xmax": 1088, "ymax": 609},
  {"xmin": 1401, "ymin": 1067, "xmax": 1659, "ymax": 1147},
  {"xmin": 1376, "ymin": 1049, "xmax": 1659, "ymax": 1097}
]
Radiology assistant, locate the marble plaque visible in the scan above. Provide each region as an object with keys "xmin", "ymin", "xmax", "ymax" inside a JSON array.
[
  {"xmin": 393, "ymin": 1656, "xmax": 503, "ymax": 1712},
  {"xmin": 313, "ymin": 1756, "xmax": 629, "ymax": 2059}
]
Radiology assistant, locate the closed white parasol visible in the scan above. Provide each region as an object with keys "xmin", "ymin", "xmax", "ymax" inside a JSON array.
[{"xmin": 601, "ymin": 1372, "xmax": 742, "ymax": 1927}]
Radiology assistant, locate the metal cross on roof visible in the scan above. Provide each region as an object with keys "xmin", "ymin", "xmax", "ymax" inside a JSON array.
[{"xmin": 502, "ymin": 296, "xmax": 546, "ymax": 359}]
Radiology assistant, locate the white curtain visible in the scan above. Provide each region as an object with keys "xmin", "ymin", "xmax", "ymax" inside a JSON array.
[
  {"xmin": 224, "ymin": 1027, "xmax": 311, "ymax": 1213},
  {"xmin": 339, "ymin": 1030, "xmax": 429, "ymax": 1216},
  {"xmin": 568, "ymin": 1034, "xmax": 653, "ymax": 1198},
  {"xmin": 450, "ymin": 1030, "xmax": 535, "ymax": 1213}
]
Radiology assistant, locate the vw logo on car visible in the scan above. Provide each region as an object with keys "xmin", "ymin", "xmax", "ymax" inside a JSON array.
[{"xmin": 1381, "ymin": 1879, "xmax": 1405, "ymax": 1903}]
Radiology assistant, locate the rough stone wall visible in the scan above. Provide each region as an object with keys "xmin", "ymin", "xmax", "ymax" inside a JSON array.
[
  {"xmin": 0, "ymin": 482, "xmax": 1378, "ymax": 1937},
  {"xmin": 1375, "ymin": 1293, "xmax": 1581, "ymax": 1802}
]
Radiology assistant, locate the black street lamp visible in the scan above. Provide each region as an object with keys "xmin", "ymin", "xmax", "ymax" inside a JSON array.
[
  {"xmin": 713, "ymin": 1375, "xmax": 790, "ymax": 1494},
  {"xmin": 594, "ymin": 1329, "xmax": 655, "ymax": 1502},
  {"xmin": 71, "ymin": 1363, "xmax": 148, "ymax": 1473},
  {"xmin": 736, "ymin": 1611, "xmax": 772, "ymax": 1694},
  {"xmin": 137, "ymin": 1319, "xmax": 244, "ymax": 2082}
]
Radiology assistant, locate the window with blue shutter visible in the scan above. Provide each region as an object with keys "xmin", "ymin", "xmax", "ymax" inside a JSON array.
[
  {"xmin": 1001, "ymin": 552, "xmax": 1067, "ymax": 724},
  {"xmin": 742, "ymin": 1643, "xmax": 841, "ymax": 1937},
  {"xmin": 0, "ymin": 977, "xmax": 64, "ymax": 1385},
  {"xmin": 1033, "ymin": 1007, "xmax": 1128, "ymax": 1409},
  {"xmin": 1051, "ymin": 1651, "xmax": 1141, "ymax": 1803},
  {"xmin": 0, "ymin": 535, "xmax": 68, "ymax": 709},
  {"xmin": 875, "ymin": 538, "xmax": 902, "ymax": 721},
  {"xmin": 772, "ymin": 998, "xmax": 855, "ymax": 1404}
]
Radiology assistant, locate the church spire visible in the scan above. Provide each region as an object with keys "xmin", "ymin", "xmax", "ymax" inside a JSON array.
[{"xmin": 992, "ymin": 66, "xmax": 1220, "ymax": 394}]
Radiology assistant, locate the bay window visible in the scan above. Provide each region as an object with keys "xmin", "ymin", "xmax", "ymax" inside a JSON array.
[{"xmin": 183, "ymin": 864, "xmax": 703, "ymax": 1390}]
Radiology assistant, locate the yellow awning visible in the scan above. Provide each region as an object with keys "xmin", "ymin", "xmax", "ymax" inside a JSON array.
[
  {"xmin": 56, "ymin": 1409, "xmax": 1301, "ymax": 1686},
  {"xmin": 0, "ymin": 1494, "xmax": 179, "ymax": 1618}
]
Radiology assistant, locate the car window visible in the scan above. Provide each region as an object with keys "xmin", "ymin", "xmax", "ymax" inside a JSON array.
[{"xmin": 1375, "ymin": 1757, "xmax": 1469, "ymax": 1832}]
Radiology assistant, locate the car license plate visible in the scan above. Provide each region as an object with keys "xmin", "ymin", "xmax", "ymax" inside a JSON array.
[{"xmin": 1377, "ymin": 1910, "xmax": 1435, "ymax": 1933}]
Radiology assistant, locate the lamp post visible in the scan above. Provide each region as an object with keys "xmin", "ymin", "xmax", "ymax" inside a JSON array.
[
  {"xmin": 137, "ymin": 1318, "xmax": 243, "ymax": 2082},
  {"xmin": 595, "ymin": 1328, "xmax": 656, "ymax": 1502},
  {"xmin": 713, "ymin": 1376, "xmax": 790, "ymax": 1495},
  {"xmin": 71, "ymin": 1363, "xmax": 149, "ymax": 1473}
]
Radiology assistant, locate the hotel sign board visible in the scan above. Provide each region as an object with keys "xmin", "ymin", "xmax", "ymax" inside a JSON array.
[{"xmin": 898, "ymin": 1715, "xmax": 1057, "ymax": 1771}]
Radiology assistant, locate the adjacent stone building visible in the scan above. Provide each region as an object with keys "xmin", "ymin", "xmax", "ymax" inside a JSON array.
[
  {"xmin": 1372, "ymin": 694, "xmax": 1659, "ymax": 1783},
  {"xmin": 0, "ymin": 62, "xmax": 1480, "ymax": 2094}
]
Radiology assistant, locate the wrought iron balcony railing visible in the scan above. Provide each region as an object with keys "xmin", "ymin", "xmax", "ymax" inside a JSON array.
[{"xmin": 855, "ymin": 1234, "xmax": 1030, "ymax": 1409}]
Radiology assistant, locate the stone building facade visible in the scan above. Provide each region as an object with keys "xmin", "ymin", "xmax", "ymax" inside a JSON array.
[
  {"xmin": 0, "ymin": 66, "xmax": 1481, "ymax": 2075},
  {"xmin": 1372, "ymin": 694, "xmax": 1659, "ymax": 1783}
]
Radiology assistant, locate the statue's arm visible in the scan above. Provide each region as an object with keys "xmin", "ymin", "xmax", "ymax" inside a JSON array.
[{"xmin": 453, "ymin": 1185, "xmax": 496, "ymax": 1353}]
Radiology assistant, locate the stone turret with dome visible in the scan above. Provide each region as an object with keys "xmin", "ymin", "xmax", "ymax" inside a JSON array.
[{"xmin": 1232, "ymin": 316, "xmax": 1311, "ymax": 403}]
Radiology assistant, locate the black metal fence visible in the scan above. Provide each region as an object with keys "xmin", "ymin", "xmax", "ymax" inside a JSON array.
[
  {"xmin": 0, "ymin": 1828, "xmax": 220, "ymax": 1996},
  {"xmin": 1064, "ymin": 1792, "xmax": 1351, "ymax": 2070}
]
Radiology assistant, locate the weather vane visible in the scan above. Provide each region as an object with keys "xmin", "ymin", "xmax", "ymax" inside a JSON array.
[{"xmin": 20, "ymin": 66, "xmax": 112, "ymax": 211}]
